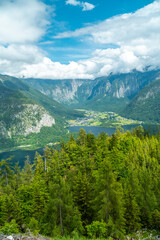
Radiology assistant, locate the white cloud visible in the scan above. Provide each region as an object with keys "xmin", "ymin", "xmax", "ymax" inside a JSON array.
[
  {"xmin": 82, "ymin": 2, "xmax": 95, "ymax": 11},
  {"xmin": 0, "ymin": 0, "xmax": 50, "ymax": 44},
  {"xmin": 0, "ymin": 44, "xmax": 44, "ymax": 75},
  {"xmin": 0, "ymin": 44, "xmax": 43, "ymax": 63},
  {"xmin": 66, "ymin": 0, "xmax": 95, "ymax": 11},
  {"xmin": 0, "ymin": 0, "xmax": 49, "ymax": 76},
  {"xmin": 12, "ymin": 46, "xmax": 147, "ymax": 79},
  {"xmin": 0, "ymin": 0, "xmax": 160, "ymax": 80},
  {"xmin": 16, "ymin": 57, "xmax": 94, "ymax": 79},
  {"xmin": 55, "ymin": 1, "xmax": 160, "ymax": 43},
  {"xmin": 66, "ymin": 0, "xmax": 81, "ymax": 6}
]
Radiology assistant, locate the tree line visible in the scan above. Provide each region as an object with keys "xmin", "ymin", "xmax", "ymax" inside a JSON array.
[{"xmin": 0, "ymin": 126, "xmax": 160, "ymax": 238}]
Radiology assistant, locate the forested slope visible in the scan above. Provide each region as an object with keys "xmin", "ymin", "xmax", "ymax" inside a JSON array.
[
  {"xmin": 0, "ymin": 74, "xmax": 83, "ymax": 152},
  {"xmin": 0, "ymin": 127, "xmax": 160, "ymax": 238},
  {"xmin": 122, "ymin": 78, "xmax": 160, "ymax": 123}
]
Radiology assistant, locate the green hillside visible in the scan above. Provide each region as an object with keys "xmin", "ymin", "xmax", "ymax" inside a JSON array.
[
  {"xmin": 0, "ymin": 75, "xmax": 83, "ymax": 152},
  {"xmin": 0, "ymin": 128, "xmax": 160, "ymax": 239},
  {"xmin": 122, "ymin": 78, "xmax": 160, "ymax": 123},
  {"xmin": 0, "ymin": 75, "xmax": 83, "ymax": 119}
]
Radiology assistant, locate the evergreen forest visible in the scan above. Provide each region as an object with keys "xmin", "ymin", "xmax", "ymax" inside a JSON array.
[{"xmin": 0, "ymin": 126, "xmax": 160, "ymax": 239}]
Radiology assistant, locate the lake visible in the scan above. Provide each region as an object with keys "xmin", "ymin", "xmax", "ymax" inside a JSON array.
[
  {"xmin": 68, "ymin": 124, "xmax": 160, "ymax": 136},
  {"xmin": 0, "ymin": 124, "xmax": 158, "ymax": 166},
  {"xmin": 0, "ymin": 148, "xmax": 44, "ymax": 167},
  {"xmin": 67, "ymin": 124, "xmax": 142, "ymax": 136}
]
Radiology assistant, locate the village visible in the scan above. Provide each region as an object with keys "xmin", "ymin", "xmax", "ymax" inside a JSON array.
[{"xmin": 67, "ymin": 109, "xmax": 142, "ymax": 127}]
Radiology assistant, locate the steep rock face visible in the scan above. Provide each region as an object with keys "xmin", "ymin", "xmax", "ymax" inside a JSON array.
[
  {"xmin": 25, "ymin": 78, "xmax": 86, "ymax": 104},
  {"xmin": 0, "ymin": 91, "xmax": 58, "ymax": 150},
  {"xmin": 0, "ymin": 82, "xmax": 55, "ymax": 138},
  {"xmin": 88, "ymin": 70, "xmax": 160, "ymax": 100},
  {"xmin": 10, "ymin": 104, "xmax": 55, "ymax": 136},
  {"xmin": 0, "ymin": 75, "xmax": 75, "ymax": 152},
  {"xmin": 0, "ymin": 102, "xmax": 55, "ymax": 138},
  {"xmin": 51, "ymin": 80, "xmax": 83, "ymax": 103}
]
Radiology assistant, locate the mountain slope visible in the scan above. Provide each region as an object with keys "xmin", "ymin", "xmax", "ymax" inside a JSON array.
[
  {"xmin": 0, "ymin": 75, "xmax": 81, "ymax": 152},
  {"xmin": 24, "ymin": 70, "xmax": 160, "ymax": 112},
  {"xmin": 122, "ymin": 77, "xmax": 160, "ymax": 123}
]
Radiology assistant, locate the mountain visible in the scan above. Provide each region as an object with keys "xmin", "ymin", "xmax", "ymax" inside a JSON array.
[
  {"xmin": 1, "ymin": 69, "xmax": 160, "ymax": 153},
  {"xmin": 24, "ymin": 70, "xmax": 160, "ymax": 112},
  {"xmin": 122, "ymin": 77, "xmax": 160, "ymax": 123},
  {"xmin": 23, "ymin": 78, "xmax": 92, "ymax": 105},
  {"xmin": 0, "ymin": 74, "xmax": 82, "ymax": 152}
]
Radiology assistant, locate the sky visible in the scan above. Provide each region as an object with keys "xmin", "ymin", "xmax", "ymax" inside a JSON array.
[{"xmin": 0, "ymin": 0, "xmax": 160, "ymax": 79}]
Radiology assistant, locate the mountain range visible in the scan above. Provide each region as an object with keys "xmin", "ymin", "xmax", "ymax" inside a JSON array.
[
  {"xmin": 1, "ymin": 69, "xmax": 160, "ymax": 152},
  {"xmin": 24, "ymin": 69, "xmax": 160, "ymax": 113}
]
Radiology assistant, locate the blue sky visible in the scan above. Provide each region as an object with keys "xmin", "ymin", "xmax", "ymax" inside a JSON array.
[
  {"xmin": 0, "ymin": 0, "xmax": 159, "ymax": 79},
  {"xmin": 40, "ymin": 0, "xmax": 154, "ymax": 63}
]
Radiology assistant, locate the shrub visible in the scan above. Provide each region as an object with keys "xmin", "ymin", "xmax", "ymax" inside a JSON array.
[
  {"xmin": 86, "ymin": 221, "xmax": 107, "ymax": 238},
  {"xmin": 0, "ymin": 219, "xmax": 19, "ymax": 235},
  {"xmin": 28, "ymin": 217, "xmax": 40, "ymax": 235}
]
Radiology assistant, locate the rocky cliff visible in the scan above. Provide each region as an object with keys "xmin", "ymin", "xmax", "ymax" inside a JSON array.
[{"xmin": 0, "ymin": 75, "xmax": 77, "ymax": 152}]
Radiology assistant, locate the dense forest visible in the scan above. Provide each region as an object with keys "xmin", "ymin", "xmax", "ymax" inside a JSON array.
[{"xmin": 0, "ymin": 126, "xmax": 160, "ymax": 239}]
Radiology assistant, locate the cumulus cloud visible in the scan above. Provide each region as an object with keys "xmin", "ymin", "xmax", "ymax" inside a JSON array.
[
  {"xmin": 0, "ymin": 44, "xmax": 44, "ymax": 75},
  {"xmin": 1, "ymin": 0, "xmax": 160, "ymax": 80},
  {"xmin": 66, "ymin": 0, "xmax": 95, "ymax": 11},
  {"xmin": 0, "ymin": 0, "xmax": 49, "ymax": 76},
  {"xmin": 0, "ymin": 44, "xmax": 43, "ymax": 63},
  {"xmin": 56, "ymin": 1, "xmax": 160, "ymax": 43},
  {"xmin": 0, "ymin": 0, "xmax": 49, "ymax": 44},
  {"xmin": 66, "ymin": 0, "xmax": 81, "ymax": 6},
  {"xmin": 82, "ymin": 2, "xmax": 95, "ymax": 11},
  {"xmin": 17, "ymin": 57, "xmax": 94, "ymax": 79},
  {"xmin": 15, "ymin": 43, "xmax": 160, "ymax": 79}
]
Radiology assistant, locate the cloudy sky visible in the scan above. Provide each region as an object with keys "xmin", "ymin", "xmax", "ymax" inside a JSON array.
[{"xmin": 0, "ymin": 0, "xmax": 159, "ymax": 79}]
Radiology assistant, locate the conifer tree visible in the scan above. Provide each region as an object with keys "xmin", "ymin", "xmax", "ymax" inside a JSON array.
[{"xmin": 94, "ymin": 159, "xmax": 125, "ymax": 237}]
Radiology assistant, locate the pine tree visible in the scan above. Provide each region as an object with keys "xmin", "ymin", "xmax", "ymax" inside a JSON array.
[
  {"xmin": 0, "ymin": 157, "xmax": 13, "ymax": 186},
  {"xmin": 94, "ymin": 159, "xmax": 125, "ymax": 238},
  {"xmin": 124, "ymin": 184, "xmax": 141, "ymax": 233}
]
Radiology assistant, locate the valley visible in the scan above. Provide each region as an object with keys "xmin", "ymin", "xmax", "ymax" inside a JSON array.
[
  {"xmin": 1, "ymin": 1, "xmax": 160, "ymax": 239},
  {"xmin": 1, "ymin": 70, "xmax": 160, "ymax": 153},
  {"xmin": 1, "ymin": 60, "xmax": 160, "ymax": 240}
]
